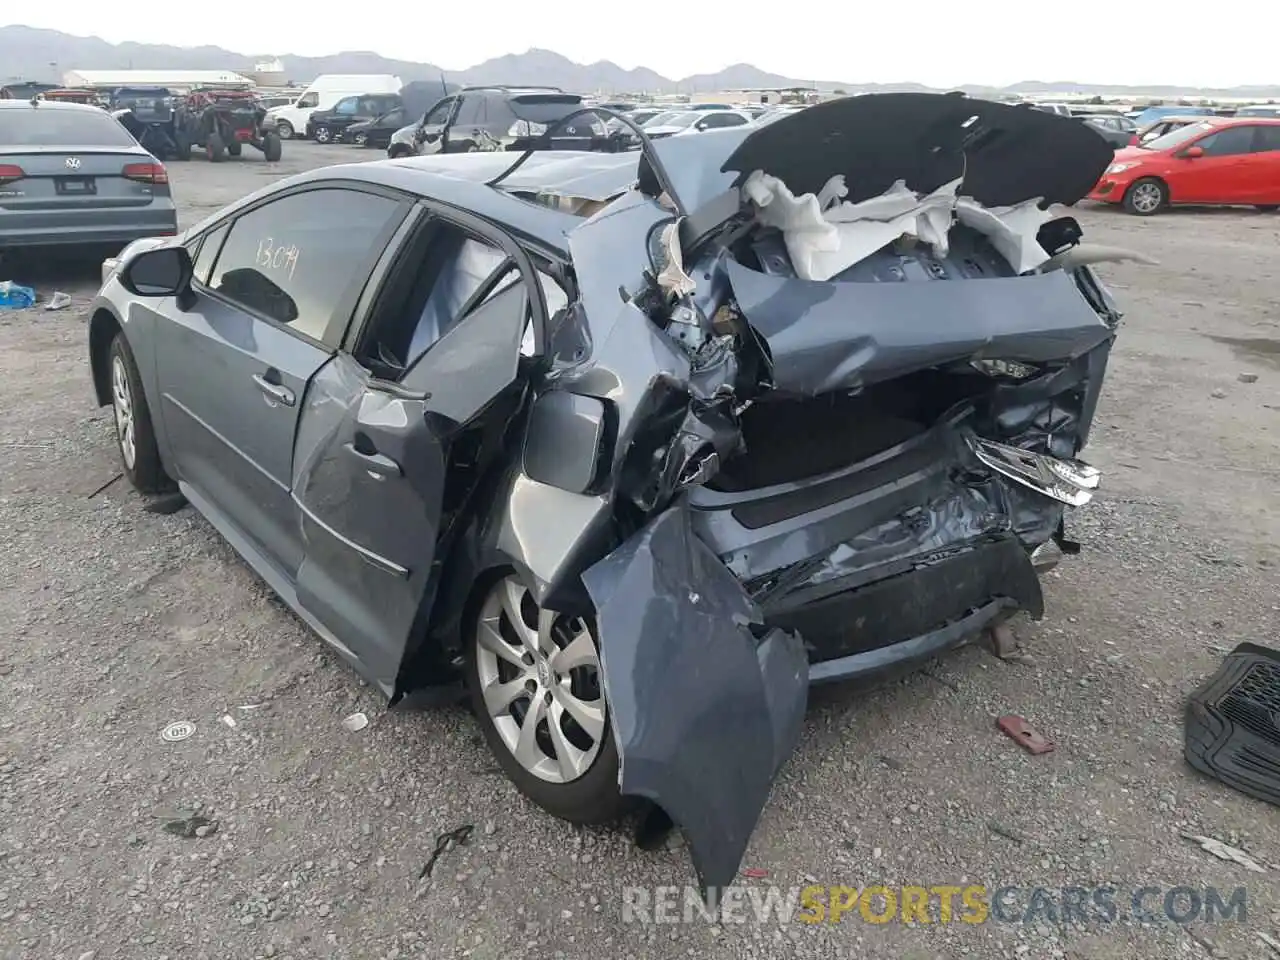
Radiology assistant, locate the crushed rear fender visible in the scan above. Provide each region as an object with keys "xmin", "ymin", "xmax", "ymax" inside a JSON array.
[{"xmin": 581, "ymin": 501, "xmax": 808, "ymax": 896}]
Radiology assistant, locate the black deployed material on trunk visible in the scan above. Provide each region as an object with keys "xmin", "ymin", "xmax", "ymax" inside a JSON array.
[
  {"xmin": 764, "ymin": 537, "xmax": 1043, "ymax": 663},
  {"xmin": 1185, "ymin": 642, "xmax": 1280, "ymax": 807}
]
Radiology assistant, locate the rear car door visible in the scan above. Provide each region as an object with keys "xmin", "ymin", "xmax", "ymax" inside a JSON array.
[
  {"xmin": 416, "ymin": 96, "xmax": 458, "ymax": 156},
  {"xmin": 0, "ymin": 105, "xmax": 176, "ymax": 248},
  {"xmin": 291, "ymin": 207, "xmax": 539, "ymax": 693},
  {"xmin": 1244, "ymin": 125, "xmax": 1280, "ymax": 203},
  {"xmin": 152, "ymin": 185, "xmax": 409, "ymax": 577},
  {"xmin": 1174, "ymin": 125, "xmax": 1257, "ymax": 202}
]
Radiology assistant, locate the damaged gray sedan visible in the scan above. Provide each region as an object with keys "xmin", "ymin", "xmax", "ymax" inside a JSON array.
[{"xmin": 87, "ymin": 94, "xmax": 1129, "ymax": 895}]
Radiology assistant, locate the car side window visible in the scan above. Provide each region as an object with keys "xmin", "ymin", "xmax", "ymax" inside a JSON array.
[
  {"xmin": 454, "ymin": 94, "xmax": 485, "ymax": 125},
  {"xmin": 192, "ymin": 223, "xmax": 229, "ymax": 286},
  {"xmin": 333, "ymin": 97, "xmax": 358, "ymax": 116},
  {"xmin": 205, "ymin": 188, "xmax": 403, "ymax": 346},
  {"xmin": 297, "ymin": 92, "xmax": 318, "ymax": 108},
  {"xmin": 382, "ymin": 108, "xmax": 404, "ymax": 126},
  {"xmin": 423, "ymin": 98, "xmax": 455, "ymax": 125},
  {"xmin": 703, "ymin": 113, "xmax": 747, "ymax": 128},
  {"xmin": 1252, "ymin": 126, "xmax": 1280, "ymax": 152},
  {"xmin": 403, "ymin": 228, "xmax": 510, "ymax": 366},
  {"xmin": 354, "ymin": 217, "xmax": 551, "ymax": 378},
  {"xmin": 1197, "ymin": 126, "xmax": 1256, "ymax": 157}
]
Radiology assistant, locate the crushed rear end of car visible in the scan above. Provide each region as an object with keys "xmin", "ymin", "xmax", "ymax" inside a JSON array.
[{"xmin": 464, "ymin": 94, "xmax": 1140, "ymax": 898}]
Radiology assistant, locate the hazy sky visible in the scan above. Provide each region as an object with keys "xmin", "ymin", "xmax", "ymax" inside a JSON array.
[{"xmin": 9, "ymin": 3, "xmax": 1276, "ymax": 87}]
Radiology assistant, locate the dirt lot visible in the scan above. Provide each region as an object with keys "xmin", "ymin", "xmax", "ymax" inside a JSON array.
[{"xmin": 1, "ymin": 143, "xmax": 1278, "ymax": 960}]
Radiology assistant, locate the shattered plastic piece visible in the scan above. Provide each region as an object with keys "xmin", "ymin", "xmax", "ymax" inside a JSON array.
[
  {"xmin": 160, "ymin": 720, "xmax": 195, "ymax": 742},
  {"xmin": 742, "ymin": 867, "xmax": 769, "ymax": 879},
  {"xmin": 1180, "ymin": 833, "xmax": 1266, "ymax": 873},
  {"xmin": 1258, "ymin": 931, "xmax": 1280, "ymax": 954},
  {"xmin": 582, "ymin": 503, "xmax": 808, "ymax": 897},
  {"xmin": 997, "ymin": 715, "xmax": 1055, "ymax": 755},
  {"xmin": 220, "ymin": 714, "xmax": 237, "ymax": 729},
  {"xmin": 418, "ymin": 824, "xmax": 475, "ymax": 879},
  {"xmin": 0, "ymin": 281, "xmax": 36, "ymax": 309},
  {"xmin": 44, "ymin": 292, "xmax": 72, "ymax": 310},
  {"xmin": 341, "ymin": 712, "xmax": 369, "ymax": 732}
]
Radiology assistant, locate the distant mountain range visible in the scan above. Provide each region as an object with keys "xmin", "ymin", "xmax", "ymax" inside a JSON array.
[{"xmin": 3, "ymin": 25, "xmax": 1279, "ymax": 99}]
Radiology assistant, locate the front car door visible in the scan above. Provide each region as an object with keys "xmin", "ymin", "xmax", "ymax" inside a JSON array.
[
  {"xmin": 152, "ymin": 185, "xmax": 409, "ymax": 576},
  {"xmin": 1172, "ymin": 124, "xmax": 1257, "ymax": 202},
  {"xmin": 291, "ymin": 205, "xmax": 544, "ymax": 693},
  {"xmin": 447, "ymin": 93, "xmax": 489, "ymax": 151},
  {"xmin": 416, "ymin": 96, "xmax": 458, "ymax": 155}
]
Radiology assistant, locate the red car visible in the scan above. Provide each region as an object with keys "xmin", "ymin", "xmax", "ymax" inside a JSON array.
[{"xmin": 1088, "ymin": 117, "xmax": 1280, "ymax": 215}]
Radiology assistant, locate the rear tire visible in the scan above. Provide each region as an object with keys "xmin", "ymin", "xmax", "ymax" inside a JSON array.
[
  {"xmin": 171, "ymin": 131, "xmax": 190, "ymax": 160},
  {"xmin": 262, "ymin": 132, "xmax": 282, "ymax": 161},
  {"xmin": 464, "ymin": 574, "xmax": 629, "ymax": 825},
  {"xmin": 109, "ymin": 333, "xmax": 174, "ymax": 496},
  {"xmin": 205, "ymin": 132, "xmax": 226, "ymax": 162},
  {"xmin": 1122, "ymin": 177, "xmax": 1167, "ymax": 215},
  {"xmin": 227, "ymin": 141, "xmax": 242, "ymax": 157},
  {"xmin": 276, "ymin": 121, "xmax": 294, "ymax": 140}
]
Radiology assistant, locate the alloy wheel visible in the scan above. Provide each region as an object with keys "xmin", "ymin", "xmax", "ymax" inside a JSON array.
[
  {"xmin": 1130, "ymin": 182, "xmax": 1163, "ymax": 214},
  {"xmin": 111, "ymin": 355, "xmax": 136, "ymax": 470},
  {"xmin": 473, "ymin": 577, "xmax": 606, "ymax": 784},
  {"xmin": 315, "ymin": 127, "xmax": 331, "ymax": 143}
]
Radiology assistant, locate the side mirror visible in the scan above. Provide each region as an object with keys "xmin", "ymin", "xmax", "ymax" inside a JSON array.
[
  {"xmin": 120, "ymin": 246, "xmax": 192, "ymax": 298},
  {"xmin": 1182, "ymin": 145, "xmax": 1204, "ymax": 159}
]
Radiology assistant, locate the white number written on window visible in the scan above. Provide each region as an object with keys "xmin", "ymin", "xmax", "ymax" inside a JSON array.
[{"xmin": 255, "ymin": 237, "xmax": 300, "ymax": 280}]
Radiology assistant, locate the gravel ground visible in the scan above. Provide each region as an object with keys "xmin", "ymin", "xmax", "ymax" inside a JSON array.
[{"xmin": 1, "ymin": 143, "xmax": 1278, "ymax": 960}]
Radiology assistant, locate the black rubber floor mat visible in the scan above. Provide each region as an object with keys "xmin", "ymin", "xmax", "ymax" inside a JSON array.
[{"xmin": 1185, "ymin": 642, "xmax": 1280, "ymax": 807}]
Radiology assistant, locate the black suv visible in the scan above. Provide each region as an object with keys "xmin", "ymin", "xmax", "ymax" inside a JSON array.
[
  {"xmin": 307, "ymin": 93, "xmax": 402, "ymax": 143},
  {"xmin": 398, "ymin": 86, "xmax": 607, "ymax": 157}
]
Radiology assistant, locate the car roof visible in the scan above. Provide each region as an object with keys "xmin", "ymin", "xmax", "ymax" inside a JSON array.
[
  {"xmin": 0, "ymin": 98, "xmax": 105, "ymax": 114},
  {"xmin": 279, "ymin": 156, "xmax": 612, "ymax": 256}
]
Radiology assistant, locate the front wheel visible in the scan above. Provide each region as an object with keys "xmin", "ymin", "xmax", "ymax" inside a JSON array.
[
  {"xmin": 353, "ymin": 132, "xmax": 368, "ymax": 146},
  {"xmin": 313, "ymin": 125, "xmax": 332, "ymax": 144},
  {"xmin": 387, "ymin": 144, "xmax": 413, "ymax": 158},
  {"xmin": 465, "ymin": 574, "xmax": 628, "ymax": 824},
  {"xmin": 262, "ymin": 131, "xmax": 282, "ymax": 161},
  {"xmin": 1123, "ymin": 177, "xmax": 1167, "ymax": 215},
  {"xmin": 275, "ymin": 121, "xmax": 294, "ymax": 140},
  {"xmin": 109, "ymin": 333, "xmax": 173, "ymax": 495},
  {"xmin": 226, "ymin": 140, "xmax": 242, "ymax": 157}
]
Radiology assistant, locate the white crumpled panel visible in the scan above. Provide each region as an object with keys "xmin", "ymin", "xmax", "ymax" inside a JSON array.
[{"xmin": 742, "ymin": 170, "xmax": 1055, "ymax": 281}]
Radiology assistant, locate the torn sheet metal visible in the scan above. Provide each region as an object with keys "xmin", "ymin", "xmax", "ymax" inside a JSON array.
[
  {"xmin": 581, "ymin": 502, "xmax": 808, "ymax": 896},
  {"xmin": 725, "ymin": 258, "xmax": 1112, "ymax": 397}
]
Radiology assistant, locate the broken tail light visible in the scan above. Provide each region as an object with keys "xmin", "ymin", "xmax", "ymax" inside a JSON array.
[
  {"xmin": 0, "ymin": 163, "xmax": 25, "ymax": 185},
  {"xmin": 121, "ymin": 161, "xmax": 168, "ymax": 185}
]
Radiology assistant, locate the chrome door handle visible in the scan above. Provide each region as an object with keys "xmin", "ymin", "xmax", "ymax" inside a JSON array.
[{"xmin": 252, "ymin": 373, "xmax": 294, "ymax": 407}]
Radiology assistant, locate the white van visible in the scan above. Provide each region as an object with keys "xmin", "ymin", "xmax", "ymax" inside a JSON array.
[{"xmin": 266, "ymin": 74, "xmax": 402, "ymax": 140}]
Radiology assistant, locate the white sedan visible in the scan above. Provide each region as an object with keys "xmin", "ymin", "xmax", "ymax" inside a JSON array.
[{"xmin": 640, "ymin": 109, "xmax": 753, "ymax": 138}]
